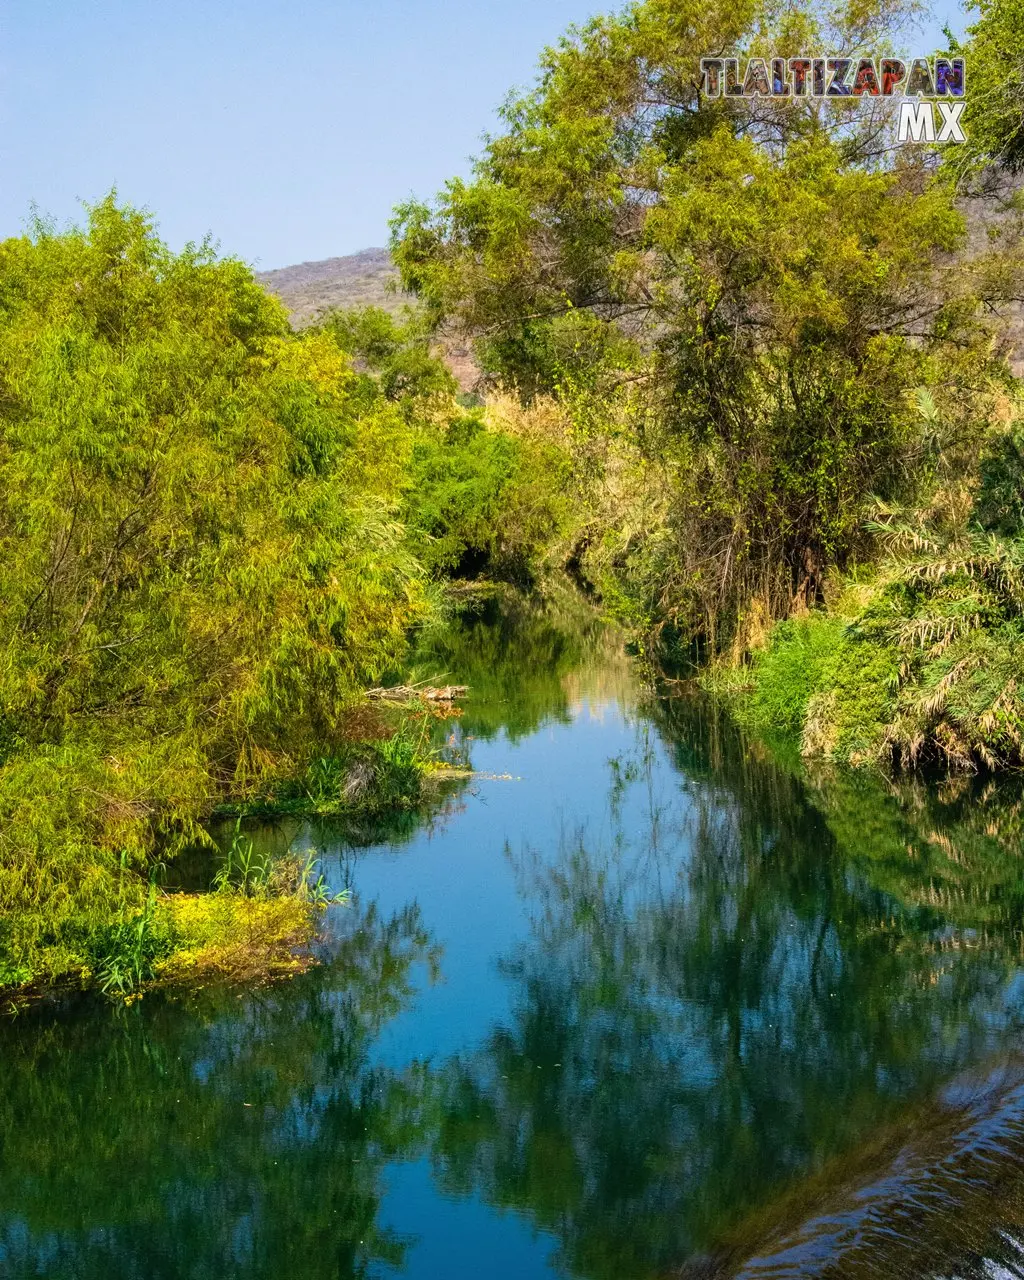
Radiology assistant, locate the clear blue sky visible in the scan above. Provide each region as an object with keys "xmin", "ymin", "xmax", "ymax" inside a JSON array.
[{"xmin": 1, "ymin": 0, "xmax": 971, "ymax": 271}]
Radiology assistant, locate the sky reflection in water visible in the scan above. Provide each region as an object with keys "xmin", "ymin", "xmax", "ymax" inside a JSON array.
[{"xmin": 2, "ymin": 601, "xmax": 1024, "ymax": 1280}]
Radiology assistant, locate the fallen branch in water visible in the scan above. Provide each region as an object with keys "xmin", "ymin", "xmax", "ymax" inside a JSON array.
[{"xmin": 365, "ymin": 684, "xmax": 469, "ymax": 704}]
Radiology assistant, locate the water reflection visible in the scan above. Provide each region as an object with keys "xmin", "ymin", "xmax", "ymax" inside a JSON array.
[
  {"xmin": 424, "ymin": 706, "xmax": 1024, "ymax": 1279},
  {"xmin": 0, "ymin": 901, "xmax": 437, "ymax": 1280},
  {"xmin": 2, "ymin": 602, "xmax": 1024, "ymax": 1280},
  {"xmin": 409, "ymin": 589, "xmax": 633, "ymax": 744}
]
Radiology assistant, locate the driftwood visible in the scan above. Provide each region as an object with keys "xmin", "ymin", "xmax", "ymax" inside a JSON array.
[{"xmin": 365, "ymin": 683, "xmax": 468, "ymax": 704}]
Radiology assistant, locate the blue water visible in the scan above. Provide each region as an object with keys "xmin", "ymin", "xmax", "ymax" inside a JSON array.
[{"xmin": 3, "ymin": 603, "xmax": 1024, "ymax": 1279}]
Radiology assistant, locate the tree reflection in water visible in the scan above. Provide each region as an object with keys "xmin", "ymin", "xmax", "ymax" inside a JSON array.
[
  {"xmin": 427, "ymin": 699, "xmax": 1024, "ymax": 1278},
  {"xmin": 0, "ymin": 900, "xmax": 438, "ymax": 1280},
  {"xmin": 3, "ymin": 611, "xmax": 1024, "ymax": 1280}
]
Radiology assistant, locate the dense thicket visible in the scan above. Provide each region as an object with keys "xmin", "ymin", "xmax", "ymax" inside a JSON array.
[
  {"xmin": 0, "ymin": 202, "xmax": 566, "ymax": 989},
  {"xmin": 0, "ymin": 201, "xmax": 414, "ymax": 979},
  {"xmin": 391, "ymin": 0, "xmax": 1024, "ymax": 767},
  {"xmin": 317, "ymin": 306, "xmax": 571, "ymax": 582}
]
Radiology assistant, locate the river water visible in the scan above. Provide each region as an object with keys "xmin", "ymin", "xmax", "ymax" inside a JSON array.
[{"xmin": 3, "ymin": 599, "xmax": 1024, "ymax": 1279}]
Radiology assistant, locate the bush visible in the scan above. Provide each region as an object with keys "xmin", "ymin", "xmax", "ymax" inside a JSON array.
[
  {"xmin": 721, "ymin": 611, "xmax": 900, "ymax": 766},
  {"xmin": 804, "ymin": 635, "xmax": 900, "ymax": 763},
  {"xmin": 404, "ymin": 410, "xmax": 570, "ymax": 581},
  {"xmin": 744, "ymin": 617, "xmax": 847, "ymax": 733},
  {"xmin": 976, "ymin": 427, "xmax": 1024, "ymax": 537}
]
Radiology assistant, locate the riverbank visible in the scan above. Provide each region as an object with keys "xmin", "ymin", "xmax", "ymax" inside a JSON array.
[
  {"xmin": 0, "ymin": 889, "xmax": 322, "ymax": 1012},
  {"xmin": 0, "ymin": 699, "xmax": 473, "ymax": 1006},
  {"xmin": 0, "ymin": 581, "xmax": 581, "ymax": 1008},
  {"xmin": 699, "ymin": 503, "xmax": 1024, "ymax": 773},
  {"xmin": 0, "ymin": 586, "xmax": 516, "ymax": 1006},
  {"xmin": 0, "ymin": 204, "xmax": 567, "ymax": 1010}
]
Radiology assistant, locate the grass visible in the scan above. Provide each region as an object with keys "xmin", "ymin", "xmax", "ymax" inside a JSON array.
[
  {"xmin": 215, "ymin": 730, "xmax": 429, "ymax": 821},
  {"xmin": 703, "ymin": 551, "xmax": 1023, "ymax": 772},
  {"xmin": 0, "ymin": 818, "xmax": 354, "ymax": 1006},
  {"xmin": 151, "ymin": 893, "xmax": 320, "ymax": 991}
]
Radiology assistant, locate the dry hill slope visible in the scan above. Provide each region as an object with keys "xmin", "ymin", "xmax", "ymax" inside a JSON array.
[
  {"xmin": 257, "ymin": 247, "xmax": 479, "ymax": 391},
  {"xmin": 257, "ymin": 247, "xmax": 411, "ymax": 327}
]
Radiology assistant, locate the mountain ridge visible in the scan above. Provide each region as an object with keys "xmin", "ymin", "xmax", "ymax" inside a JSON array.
[{"xmin": 256, "ymin": 247, "xmax": 411, "ymax": 327}]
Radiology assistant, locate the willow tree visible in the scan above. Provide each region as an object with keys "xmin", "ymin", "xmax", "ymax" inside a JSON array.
[
  {"xmin": 392, "ymin": 0, "xmax": 1007, "ymax": 649},
  {"xmin": 0, "ymin": 198, "xmax": 421, "ymax": 956}
]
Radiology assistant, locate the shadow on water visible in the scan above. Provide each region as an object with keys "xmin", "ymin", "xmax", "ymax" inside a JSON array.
[{"xmin": 2, "ymin": 596, "xmax": 1024, "ymax": 1279}]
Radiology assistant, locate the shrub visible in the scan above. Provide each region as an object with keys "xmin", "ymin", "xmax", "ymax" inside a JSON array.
[
  {"xmin": 404, "ymin": 410, "xmax": 570, "ymax": 581},
  {"xmin": 744, "ymin": 617, "xmax": 846, "ymax": 733},
  {"xmin": 804, "ymin": 636, "xmax": 900, "ymax": 763}
]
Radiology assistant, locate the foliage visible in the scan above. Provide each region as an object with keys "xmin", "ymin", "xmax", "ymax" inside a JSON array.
[
  {"xmin": 317, "ymin": 304, "xmax": 456, "ymax": 407},
  {"xmin": 0, "ymin": 198, "xmax": 428, "ymax": 993},
  {"xmin": 404, "ymin": 408, "xmax": 571, "ymax": 581},
  {"xmin": 220, "ymin": 731, "xmax": 428, "ymax": 820},
  {"xmin": 90, "ymin": 885, "xmax": 169, "ymax": 995},
  {"xmin": 865, "ymin": 526, "xmax": 1024, "ymax": 770},
  {"xmin": 719, "ymin": 412, "xmax": 1024, "ymax": 768},
  {"xmin": 316, "ymin": 306, "xmax": 573, "ymax": 584},
  {"xmin": 976, "ymin": 422, "xmax": 1024, "ymax": 535},
  {"xmin": 743, "ymin": 618, "xmax": 847, "ymax": 733},
  {"xmin": 391, "ymin": 0, "xmax": 1012, "ymax": 653},
  {"xmin": 947, "ymin": 0, "xmax": 1024, "ymax": 177}
]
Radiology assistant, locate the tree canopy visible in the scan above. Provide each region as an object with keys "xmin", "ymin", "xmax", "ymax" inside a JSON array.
[
  {"xmin": 0, "ymin": 200, "xmax": 426, "ymax": 974},
  {"xmin": 391, "ymin": 0, "xmax": 1017, "ymax": 648}
]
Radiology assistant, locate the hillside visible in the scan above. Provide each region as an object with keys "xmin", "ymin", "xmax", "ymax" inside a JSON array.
[
  {"xmin": 256, "ymin": 247, "xmax": 411, "ymax": 327},
  {"xmin": 258, "ymin": 248, "xmax": 479, "ymax": 391}
]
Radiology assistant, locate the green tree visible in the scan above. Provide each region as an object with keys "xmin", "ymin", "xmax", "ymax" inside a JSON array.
[
  {"xmin": 950, "ymin": 0, "xmax": 1024, "ymax": 176},
  {"xmin": 391, "ymin": 0, "xmax": 1008, "ymax": 650},
  {"xmin": 318, "ymin": 304, "xmax": 457, "ymax": 407},
  {"xmin": 319, "ymin": 305, "xmax": 572, "ymax": 584},
  {"xmin": 0, "ymin": 198, "xmax": 423, "ymax": 976}
]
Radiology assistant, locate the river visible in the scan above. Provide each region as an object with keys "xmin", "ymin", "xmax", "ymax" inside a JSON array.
[{"xmin": 2, "ymin": 597, "xmax": 1024, "ymax": 1279}]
